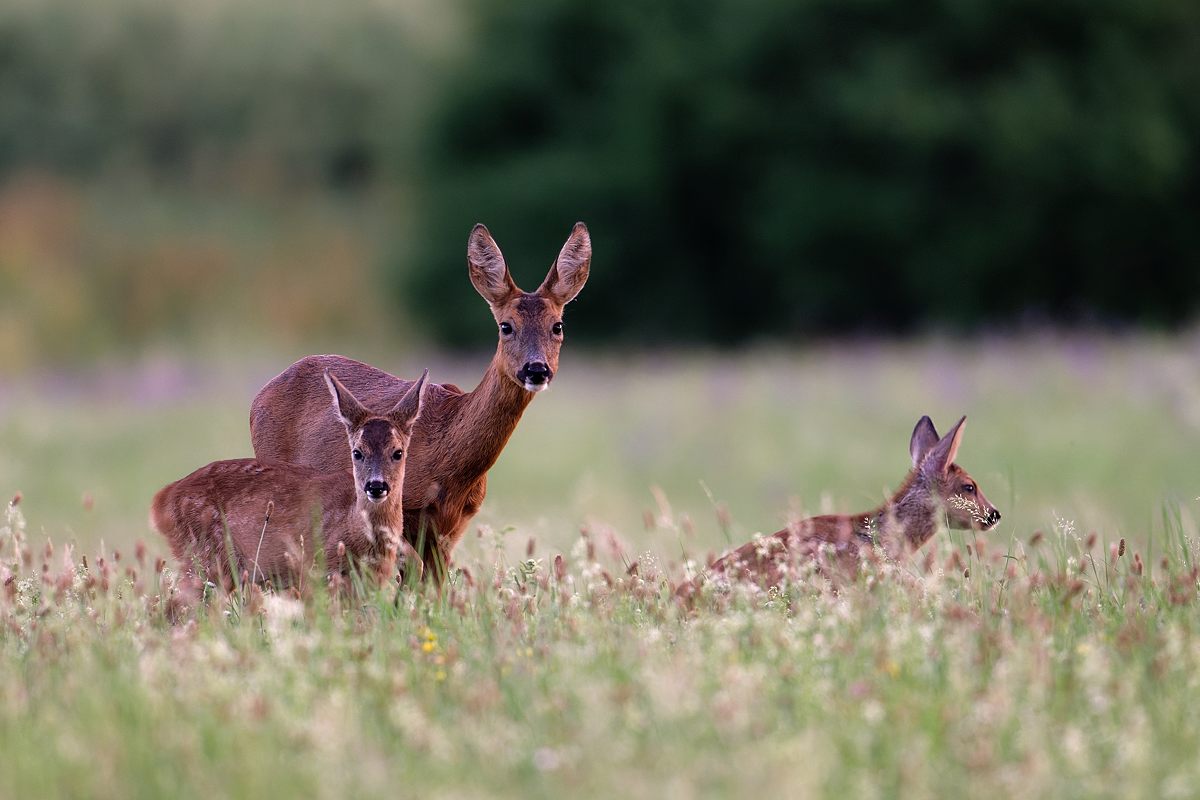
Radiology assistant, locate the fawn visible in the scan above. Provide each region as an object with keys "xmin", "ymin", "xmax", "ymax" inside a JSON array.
[
  {"xmin": 152, "ymin": 370, "xmax": 428, "ymax": 591},
  {"xmin": 249, "ymin": 222, "xmax": 591, "ymax": 581},
  {"xmin": 684, "ymin": 415, "xmax": 1000, "ymax": 595}
]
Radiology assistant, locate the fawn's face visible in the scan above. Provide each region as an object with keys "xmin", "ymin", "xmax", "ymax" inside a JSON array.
[
  {"xmin": 468, "ymin": 223, "xmax": 591, "ymax": 393},
  {"xmin": 934, "ymin": 463, "xmax": 1001, "ymax": 531},
  {"xmin": 348, "ymin": 419, "xmax": 410, "ymax": 504},
  {"xmin": 326, "ymin": 369, "xmax": 428, "ymax": 505},
  {"xmin": 911, "ymin": 415, "xmax": 1002, "ymax": 531}
]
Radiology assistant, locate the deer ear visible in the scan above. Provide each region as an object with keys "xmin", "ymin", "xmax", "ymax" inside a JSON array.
[
  {"xmin": 468, "ymin": 224, "xmax": 518, "ymax": 306},
  {"xmin": 538, "ymin": 222, "xmax": 591, "ymax": 305},
  {"xmin": 923, "ymin": 415, "xmax": 966, "ymax": 476},
  {"xmin": 325, "ymin": 371, "xmax": 369, "ymax": 431},
  {"xmin": 909, "ymin": 416, "xmax": 941, "ymax": 467},
  {"xmin": 389, "ymin": 369, "xmax": 429, "ymax": 434}
]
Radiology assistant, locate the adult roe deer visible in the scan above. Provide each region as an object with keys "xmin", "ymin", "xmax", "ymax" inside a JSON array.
[
  {"xmin": 153, "ymin": 370, "xmax": 428, "ymax": 590},
  {"xmin": 681, "ymin": 415, "xmax": 1000, "ymax": 597},
  {"xmin": 249, "ymin": 222, "xmax": 591, "ymax": 581}
]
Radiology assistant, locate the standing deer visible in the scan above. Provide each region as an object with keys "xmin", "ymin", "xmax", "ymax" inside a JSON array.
[
  {"xmin": 681, "ymin": 415, "xmax": 1000, "ymax": 597},
  {"xmin": 152, "ymin": 370, "xmax": 428, "ymax": 590},
  {"xmin": 249, "ymin": 222, "xmax": 591, "ymax": 581}
]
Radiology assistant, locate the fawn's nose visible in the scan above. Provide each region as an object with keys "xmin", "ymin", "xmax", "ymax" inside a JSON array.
[
  {"xmin": 986, "ymin": 509, "xmax": 1001, "ymax": 526},
  {"xmin": 519, "ymin": 361, "xmax": 552, "ymax": 386},
  {"xmin": 364, "ymin": 480, "xmax": 390, "ymax": 501}
]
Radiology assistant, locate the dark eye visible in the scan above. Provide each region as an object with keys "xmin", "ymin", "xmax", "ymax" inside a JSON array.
[
  {"xmin": 499, "ymin": 322, "xmax": 513, "ymax": 335},
  {"xmin": 551, "ymin": 321, "xmax": 563, "ymax": 336},
  {"xmin": 392, "ymin": 449, "xmax": 403, "ymax": 461},
  {"xmin": 962, "ymin": 483, "xmax": 976, "ymax": 494},
  {"xmin": 352, "ymin": 449, "xmax": 363, "ymax": 461}
]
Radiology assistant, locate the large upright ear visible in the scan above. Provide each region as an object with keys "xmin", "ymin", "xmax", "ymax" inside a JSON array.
[
  {"xmin": 538, "ymin": 222, "xmax": 591, "ymax": 305},
  {"xmin": 922, "ymin": 415, "xmax": 966, "ymax": 476},
  {"xmin": 389, "ymin": 369, "xmax": 429, "ymax": 434},
  {"xmin": 325, "ymin": 371, "xmax": 369, "ymax": 431},
  {"xmin": 909, "ymin": 416, "xmax": 941, "ymax": 467},
  {"xmin": 468, "ymin": 224, "xmax": 518, "ymax": 306}
]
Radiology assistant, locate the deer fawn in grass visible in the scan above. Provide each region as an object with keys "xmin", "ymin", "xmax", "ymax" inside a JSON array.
[
  {"xmin": 152, "ymin": 370, "xmax": 428, "ymax": 592},
  {"xmin": 681, "ymin": 415, "xmax": 1001, "ymax": 598},
  {"xmin": 249, "ymin": 223, "xmax": 591, "ymax": 582}
]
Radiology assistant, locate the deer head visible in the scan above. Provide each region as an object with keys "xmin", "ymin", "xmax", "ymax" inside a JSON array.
[
  {"xmin": 325, "ymin": 369, "xmax": 428, "ymax": 504},
  {"xmin": 909, "ymin": 415, "xmax": 1001, "ymax": 531},
  {"xmin": 467, "ymin": 222, "xmax": 591, "ymax": 393}
]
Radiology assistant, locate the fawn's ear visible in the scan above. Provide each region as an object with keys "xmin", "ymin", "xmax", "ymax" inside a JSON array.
[
  {"xmin": 923, "ymin": 415, "xmax": 966, "ymax": 476},
  {"xmin": 468, "ymin": 224, "xmax": 519, "ymax": 307},
  {"xmin": 538, "ymin": 222, "xmax": 591, "ymax": 306},
  {"xmin": 909, "ymin": 416, "xmax": 941, "ymax": 467},
  {"xmin": 389, "ymin": 369, "xmax": 429, "ymax": 434},
  {"xmin": 325, "ymin": 371, "xmax": 370, "ymax": 431}
]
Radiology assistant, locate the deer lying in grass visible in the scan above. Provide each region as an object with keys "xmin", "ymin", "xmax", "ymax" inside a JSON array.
[
  {"xmin": 681, "ymin": 415, "xmax": 1000, "ymax": 597},
  {"xmin": 152, "ymin": 370, "xmax": 428, "ymax": 591},
  {"xmin": 249, "ymin": 223, "xmax": 591, "ymax": 582}
]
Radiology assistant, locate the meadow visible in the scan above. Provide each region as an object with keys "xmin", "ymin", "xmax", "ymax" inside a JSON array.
[{"xmin": 2, "ymin": 335, "xmax": 1200, "ymax": 798}]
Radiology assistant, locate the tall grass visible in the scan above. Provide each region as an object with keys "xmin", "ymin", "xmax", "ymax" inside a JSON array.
[{"xmin": 2, "ymin": 491, "xmax": 1199, "ymax": 798}]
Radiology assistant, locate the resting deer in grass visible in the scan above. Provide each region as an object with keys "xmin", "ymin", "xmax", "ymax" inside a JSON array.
[
  {"xmin": 249, "ymin": 222, "xmax": 591, "ymax": 582},
  {"xmin": 682, "ymin": 415, "xmax": 1001, "ymax": 596},
  {"xmin": 152, "ymin": 370, "xmax": 428, "ymax": 590}
]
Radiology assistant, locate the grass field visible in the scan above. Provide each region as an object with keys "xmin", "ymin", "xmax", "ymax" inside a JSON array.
[{"xmin": 2, "ymin": 335, "xmax": 1200, "ymax": 797}]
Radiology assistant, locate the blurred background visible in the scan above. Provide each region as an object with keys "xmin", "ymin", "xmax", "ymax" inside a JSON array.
[{"xmin": 2, "ymin": 0, "xmax": 1199, "ymax": 561}]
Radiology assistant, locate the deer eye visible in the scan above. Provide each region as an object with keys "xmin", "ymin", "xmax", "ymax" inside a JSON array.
[
  {"xmin": 962, "ymin": 483, "xmax": 976, "ymax": 494},
  {"xmin": 392, "ymin": 449, "xmax": 403, "ymax": 461},
  {"xmin": 499, "ymin": 322, "xmax": 513, "ymax": 336},
  {"xmin": 352, "ymin": 449, "xmax": 363, "ymax": 461},
  {"xmin": 551, "ymin": 321, "xmax": 563, "ymax": 336}
]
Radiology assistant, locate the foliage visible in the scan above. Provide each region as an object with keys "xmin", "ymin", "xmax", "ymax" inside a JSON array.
[
  {"xmin": 406, "ymin": 0, "xmax": 1200, "ymax": 344},
  {"xmin": 3, "ymin": 490, "xmax": 1200, "ymax": 798}
]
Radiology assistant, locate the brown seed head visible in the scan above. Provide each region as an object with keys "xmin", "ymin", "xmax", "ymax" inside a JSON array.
[{"xmin": 1118, "ymin": 538, "xmax": 1126, "ymax": 557}]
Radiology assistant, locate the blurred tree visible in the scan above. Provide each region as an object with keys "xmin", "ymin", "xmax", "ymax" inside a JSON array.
[{"xmin": 404, "ymin": 0, "xmax": 1200, "ymax": 345}]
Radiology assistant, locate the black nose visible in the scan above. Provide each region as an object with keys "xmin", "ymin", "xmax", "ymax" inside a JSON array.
[
  {"xmin": 521, "ymin": 361, "xmax": 551, "ymax": 385},
  {"xmin": 987, "ymin": 509, "xmax": 1001, "ymax": 525},
  {"xmin": 364, "ymin": 480, "xmax": 389, "ymax": 500}
]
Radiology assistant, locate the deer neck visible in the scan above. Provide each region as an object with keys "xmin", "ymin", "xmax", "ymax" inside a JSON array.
[
  {"xmin": 443, "ymin": 351, "xmax": 534, "ymax": 482},
  {"xmin": 868, "ymin": 471, "xmax": 941, "ymax": 551},
  {"xmin": 359, "ymin": 495, "xmax": 405, "ymax": 542}
]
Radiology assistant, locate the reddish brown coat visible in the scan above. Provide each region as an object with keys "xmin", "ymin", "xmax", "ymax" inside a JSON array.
[
  {"xmin": 153, "ymin": 371, "xmax": 427, "ymax": 589},
  {"xmin": 682, "ymin": 415, "xmax": 1001, "ymax": 597},
  {"xmin": 248, "ymin": 224, "xmax": 591, "ymax": 580}
]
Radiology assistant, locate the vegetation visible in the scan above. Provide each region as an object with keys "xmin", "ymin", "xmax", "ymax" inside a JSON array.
[
  {"xmin": 2, "ymin": 0, "xmax": 1198, "ymax": 359},
  {"xmin": 2, "ymin": 339, "xmax": 1199, "ymax": 796},
  {"xmin": 3, "ymin": 481, "xmax": 1200, "ymax": 798}
]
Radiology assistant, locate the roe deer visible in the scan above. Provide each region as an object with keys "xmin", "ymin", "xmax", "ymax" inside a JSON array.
[
  {"xmin": 152, "ymin": 370, "xmax": 428, "ymax": 590},
  {"xmin": 682, "ymin": 415, "xmax": 1000, "ymax": 597},
  {"xmin": 248, "ymin": 223, "xmax": 591, "ymax": 582}
]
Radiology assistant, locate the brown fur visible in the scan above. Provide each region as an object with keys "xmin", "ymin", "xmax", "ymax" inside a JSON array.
[
  {"xmin": 681, "ymin": 415, "xmax": 1000, "ymax": 598},
  {"xmin": 248, "ymin": 223, "xmax": 591, "ymax": 581},
  {"xmin": 153, "ymin": 372, "xmax": 427, "ymax": 590}
]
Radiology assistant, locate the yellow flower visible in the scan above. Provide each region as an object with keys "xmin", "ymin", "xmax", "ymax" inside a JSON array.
[
  {"xmin": 435, "ymin": 669, "xmax": 447, "ymax": 682},
  {"xmin": 883, "ymin": 660, "xmax": 899, "ymax": 678},
  {"xmin": 422, "ymin": 641, "xmax": 436, "ymax": 654}
]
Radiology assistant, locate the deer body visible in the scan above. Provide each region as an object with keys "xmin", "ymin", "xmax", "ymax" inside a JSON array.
[
  {"xmin": 249, "ymin": 223, "xmax": 591, "ymax": 580},
  {"xmin": 154, "ymin": 371, "xmax": 427, "ymax": 589},
  {"xmin": 688, "ymin": 416, "xmax": 1001, "ymax": 594}
]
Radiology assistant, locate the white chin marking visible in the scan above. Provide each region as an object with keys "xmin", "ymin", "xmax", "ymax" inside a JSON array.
[
  {"xmin": 524, "ymin": 381, "xmax": 549, "ymax": 393},
  {"xmin": 367, "ymin": 494, "xmax": 388, "ymax": 504}
]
